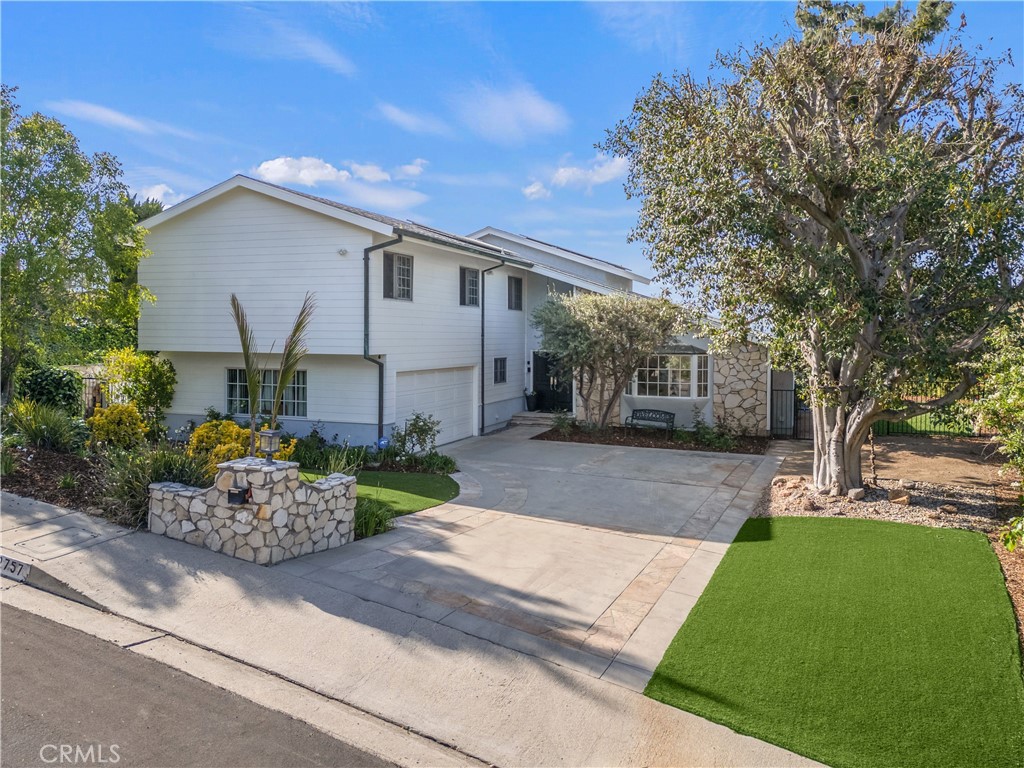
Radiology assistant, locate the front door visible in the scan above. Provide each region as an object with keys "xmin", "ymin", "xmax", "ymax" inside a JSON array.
[{"xmin": 532, "ymin": 352, "xmax": 572, "ymax": 412}]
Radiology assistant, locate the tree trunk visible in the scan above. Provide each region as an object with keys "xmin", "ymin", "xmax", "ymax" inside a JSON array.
[{"xmin": 810, "ymin": 402, "xmax": 869, "ymax": 494}]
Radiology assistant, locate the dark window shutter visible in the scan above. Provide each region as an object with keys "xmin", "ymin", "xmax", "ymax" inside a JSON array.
[
  {"xmin": 383, "ymin": 252, "xmax": 394, "ymax": 298},
  {"xmin": 459, "ymin": 267, "xmax": 468, "ymax": 305}
]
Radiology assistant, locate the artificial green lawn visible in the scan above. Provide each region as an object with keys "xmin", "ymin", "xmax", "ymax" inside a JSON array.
[
  {"xmin": 646, "ymin": 517, "xmax": 1024, "ymax": 768},
  {"xmin": 300, "ymin": 469, "xmax": 459, "ymax": 515}
]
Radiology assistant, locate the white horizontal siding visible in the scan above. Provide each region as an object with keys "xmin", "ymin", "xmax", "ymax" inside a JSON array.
[
  {"xmin": 139, "ymin": 188, "xmax": 373, "ymax": 355},
  {"xmin": 163, "ymin": 352, "xmax": 379, "ymax": 425}
]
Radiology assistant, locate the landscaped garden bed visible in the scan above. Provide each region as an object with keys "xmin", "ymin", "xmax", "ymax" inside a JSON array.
[
  {"xmin": 0, "ymin": 446, "xmax": 103, "ymax": 510},
  {"xmin": 532, "ymin": 423, "xmax": 769, "ymax": 454},
  {"xmin": 646, "ymin": 516, "xmax": 1024, "ymax": 768}
]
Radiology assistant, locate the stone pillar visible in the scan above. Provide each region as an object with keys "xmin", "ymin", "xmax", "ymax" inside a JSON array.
[
  {"xmin": 712, "ymin": 344, "xmax": 769, "ymax": 436},
  {"xmin": 148, "ymin": 458, "xmax": 356, "ymax": 565}
]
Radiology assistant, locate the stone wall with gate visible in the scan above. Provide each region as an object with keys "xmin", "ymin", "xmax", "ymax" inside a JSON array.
[{"xmin": 149, "ymin": 458, "xmax": 355, "ymax": 565}]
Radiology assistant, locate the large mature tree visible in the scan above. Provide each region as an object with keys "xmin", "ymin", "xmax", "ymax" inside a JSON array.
[
  {"xmin": 1, "ymin": 85, "xmax": 150, "ymax": 395},
  {"xmin": 604, "ymin": 1, "xmax": 1024, "ymax": 493},
  {"xmin": 533, "ymin": 292, "xmax": 685, "ymax": 428}
]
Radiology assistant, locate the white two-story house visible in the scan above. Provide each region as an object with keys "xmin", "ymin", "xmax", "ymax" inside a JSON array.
[{"xmin": 138, "ymin": 175, "xmax": 663, "ymax": 446}]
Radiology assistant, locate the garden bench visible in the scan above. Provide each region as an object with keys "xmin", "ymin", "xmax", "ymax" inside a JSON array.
[{"xmin": 624, "ymin": 408, "xmax": 676, "ymax": 434}]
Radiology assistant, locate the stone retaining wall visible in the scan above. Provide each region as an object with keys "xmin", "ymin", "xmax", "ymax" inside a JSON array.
[{"xmin": 148, "ymin": 458, "xmax": 355, "ymax": 566}]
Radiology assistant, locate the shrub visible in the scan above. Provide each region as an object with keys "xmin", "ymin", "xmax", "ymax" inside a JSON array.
[
  {"xmin": 187, "ymin": 418, "xmax": 295, "ymax": 475},
  {"xmin": 102, "ymin": 348, "xmax": 177, "ymax": 434},
  {"xmin": 552, "ymin": 411, "xmax": 575, "ymax": 436},
  {"xmin": 414, "ymin": 451, "xmax": 458, "ymax": 475},
  {"xmin": 20, "ymin": 367, "xmax": 83, "ymax": 415},
  {"xmin": 353, "ymin": 496, "xmax": 395, "ymax": 539},
  {"xmin": 0, "ymin": 445, "xmax": 17, "ymax": 476},
  {"xmin": 6, "ymin": 399, "xmax": 88, "ymax": 453},
  {"xmin": 1000, "ymin": 515, "xmax": 1023, "ymax": 553},
  {"xmin": 99, "ymin": 444, "xmax": 213, "ymax": 528},
  {"xmin": 87, "ymin": 404, "xmax": 147, "ymax": 449},
  {"xmin": 291, "ymin": 424, "xmax": 333, "ymax": 470},
  {"xmin": 391, "ymin": 412, "xmax": 441, "ymax": 458}
]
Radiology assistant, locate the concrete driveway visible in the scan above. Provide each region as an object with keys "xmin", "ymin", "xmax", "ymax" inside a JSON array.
[{"xmin": 278, "ymin": 426, "xmax": 781, "ymax": 689}]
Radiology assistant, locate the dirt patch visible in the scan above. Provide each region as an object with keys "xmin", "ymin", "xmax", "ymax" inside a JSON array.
[
  {"xmin": 532, "ymin": 425, "xmax": 770, "ymax": 455},
  {"xmin": 0, "ymin": 447, "xmax": 103, "ymax": 510},
  {"xmin": 760, "ymin": 435, "xmax": 1023, "ymax": 649}
]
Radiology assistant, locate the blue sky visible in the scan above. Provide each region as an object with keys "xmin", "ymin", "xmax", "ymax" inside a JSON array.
[{"xmin": 4, "ymin": 2, "xmax": 1021, "ymax": 285}]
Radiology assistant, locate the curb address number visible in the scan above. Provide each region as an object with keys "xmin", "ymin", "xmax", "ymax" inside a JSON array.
[{"xmin": 0, "ymin": 555, "xmax": 31, "ymax": 583}]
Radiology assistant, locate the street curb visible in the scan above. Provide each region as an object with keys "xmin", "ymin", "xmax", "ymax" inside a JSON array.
[{"xmin": 2, "ymin": 583, "xmax": 490, "ymax": 768}]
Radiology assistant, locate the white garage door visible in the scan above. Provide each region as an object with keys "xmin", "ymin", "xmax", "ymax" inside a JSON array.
[{"xmin": 395, "ymin": 367, "xmax": 475, "ymax": 446}]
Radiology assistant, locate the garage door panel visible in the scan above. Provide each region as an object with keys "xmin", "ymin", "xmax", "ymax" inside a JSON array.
[{"xmin": 395, "ymin": 367, "xmax": 474, "ymax": 446}]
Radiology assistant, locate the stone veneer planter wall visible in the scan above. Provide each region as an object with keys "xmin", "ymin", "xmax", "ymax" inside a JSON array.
[
  {"xmin": 712, "ymin": 343, "xmax": 770, "ymax": 436},
  {"xmin": 148, "ymin": 458, "xmax": 355, "ymax": 566}
]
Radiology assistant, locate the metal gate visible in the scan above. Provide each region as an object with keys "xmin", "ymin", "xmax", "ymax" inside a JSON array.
[{"xmin": 771, "ymin": 387, "xmax": 812, "ymax": 440}]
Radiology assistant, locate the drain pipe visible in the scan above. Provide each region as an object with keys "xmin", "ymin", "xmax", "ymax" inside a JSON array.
[
  {"xmin": 364, "ymin": 234, "xmax": 403, "ymax": 441},
  {"xmin": 479, "ymin": 263, "xmax": 504, "ymax": 435}
]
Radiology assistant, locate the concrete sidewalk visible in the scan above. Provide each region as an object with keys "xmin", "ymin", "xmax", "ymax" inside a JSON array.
[{"xmin": 0, "ymin": 436, "xmax": 818, "ymax": 767}]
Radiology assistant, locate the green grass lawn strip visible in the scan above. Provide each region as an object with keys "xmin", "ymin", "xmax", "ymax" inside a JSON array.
[
  {"xmin": 299, "ymin": 469, "xmax": 458, "ymax": 515},
  {"xmin": 645, "ymin": 516, "xmax": 1024, "ymax": 768}
]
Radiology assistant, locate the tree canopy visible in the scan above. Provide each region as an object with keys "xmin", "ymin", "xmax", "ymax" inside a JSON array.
[
  {"xmin": 1, "ymin": 85, "xmax": 151, "ymax": 395},
  {"xmin": 604, "ymin": 0, "xmax": 1024, "ymax": 492}
]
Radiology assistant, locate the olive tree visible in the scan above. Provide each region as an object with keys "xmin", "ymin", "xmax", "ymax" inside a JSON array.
[
  {"xmin": 533, "ymin": 292, "xmax": 685, "ymax": 428},
  {"xmin": 604, "ymin": 1, "xmax": 1024, "ymax": 493}
]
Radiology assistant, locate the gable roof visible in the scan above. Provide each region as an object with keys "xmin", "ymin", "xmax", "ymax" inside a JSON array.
[
  {"xmin": 142, "ymin": 175, "xmax": 532, "ymax": 267},
  {"xmin": 467, "ymin": 226, "xmax": 650, "ymax": 284}
]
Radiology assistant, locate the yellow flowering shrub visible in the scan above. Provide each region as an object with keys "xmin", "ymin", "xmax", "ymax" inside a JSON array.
[
  {"xmin": 87, "ymin": 404, "xmax": 147, "ymax": 449},
  {"xmin": 187, "ymin": 419, "xmax": 295, "ymax": 474}
]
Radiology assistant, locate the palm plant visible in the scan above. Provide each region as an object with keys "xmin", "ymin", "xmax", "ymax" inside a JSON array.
[
  {"xmin": 230, "ymin": 294, "xmax": 264, "ymax": 456},
  {"xmin": 230, "ymin": 292, "xmax": 317, "ymax": 456},
  {"xmin": 269, "ymin": 292, "xmax": 316, "ymax": 429}
]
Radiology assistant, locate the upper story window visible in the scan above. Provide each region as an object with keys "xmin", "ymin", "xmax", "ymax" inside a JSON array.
[
  {"xmin": 383, "ymin": 252, "xmax": 413, "ymax": 300},
  {"xmin": 460, "ymin": 267, "xmax": 480, "ymax": 306},
  {"xmin": 494, "ymin": 357, "xmax": 507, "ymax": 384},
  {"xmin": 508, "ymin": 276, "xmax": 523, "ymax": 310},
  {"xmin": 227, "ymin": 369, "xmax": 308, "ymax": 418},
  {"xmin": 627, "ymin": 354, "xmax": 710, "ymax": 399}
]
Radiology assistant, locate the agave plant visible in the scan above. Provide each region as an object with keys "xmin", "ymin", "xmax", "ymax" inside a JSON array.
[{"xmin": 230, "ymin": 292, "xmax": 317, "ymax": 456}]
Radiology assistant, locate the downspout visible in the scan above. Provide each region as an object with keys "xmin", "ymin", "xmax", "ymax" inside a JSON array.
[
  {"xmin": 364, "ymin": 234, "xmax": 403, "ymax": 442},
  {"xmin": 480, "ymin": 262, "xmax": 504, "ymax": 435}
]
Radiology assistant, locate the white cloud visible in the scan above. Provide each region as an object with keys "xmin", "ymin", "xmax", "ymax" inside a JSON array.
[
  {"xmin": 395, "ymin": 158, "xmax": 428, "ymax": 179},
  {"xmin": 45, "ymin": 100, "xmax": 196, "ymax": 139},
  {"xmin": 253, "ymin": 156, "xmax": 351, "ymax": 186},
  {"xmin": 591, "ymin": 3, "xmax": 693, "ymax": 60},
  {"xmin": 451, "ymin": 83, "xmax": 569, "ymax": 145},
  {"xmin": 265, "ymin": 19, "xmax": 356, "ymax": 76},
  {"xmin": 433, "ymin": 171, "xmax": 513, "ymax": 188},
  {"xmin": 349, "ymin": 162, "xmax": 391, "ymax": 183},
  {"xmin": 138, "ymin": 183, "xmax": 187, "ymax": 206},
  {"xmin": 522, "ymin": 181, "xmax": 552, "ymax": 201},
  {"xmin": 378, "ymin": 103, "xmax": 452, "ymax": 136},
  {"xmin": 251, "ymin": 155, "xmax": 427, "ymax": 212},
  {"xmin": 551, "ymin": 153, "xmax": 628, "ymax": 191},
  {"xmin": 222, "ymin": 9, "xmax": 356, "ymax": 77}
]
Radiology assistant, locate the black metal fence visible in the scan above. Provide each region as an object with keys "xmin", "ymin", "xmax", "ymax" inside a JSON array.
[{"xmin": 770, "ymin": 385, "xmax": 997, "ymax": 440}]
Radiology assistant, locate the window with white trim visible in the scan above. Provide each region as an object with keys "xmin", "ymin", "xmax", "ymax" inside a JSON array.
[
  {"xmin": 627, "ymin": 355, "xmax": 710, "ymax": 398},
  {"xmin": 494, "ymin": 357, "xmax": 507, "ymax": 384},
  {"xmin": 460, "ymin": 267, "xmax": 480, "ymax": 306},
  {"xmin": 226, "ymin": 369, "xmax": 307, "ymax": 417},
  {"xmin": 507, "ymin": 276, "xmax": 523, "ymax": 310},
  {"xmin": 383, "ymin": 252, "xmax": 413, "ymax": 300}
]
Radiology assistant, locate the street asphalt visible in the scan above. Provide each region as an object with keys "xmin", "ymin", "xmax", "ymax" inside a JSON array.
[{"xmin": 1, "ymin": 605, "xmax": 392, "ymax": 768}]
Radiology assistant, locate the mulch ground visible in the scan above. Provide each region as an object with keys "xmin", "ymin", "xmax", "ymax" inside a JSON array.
[
  {"xmin": 0, "ymin": 447, "xmax": 103, "ymax": 510},
  {"xmin": 532, "ymin": 424, "xmax": 770, "ymax": 455}
]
